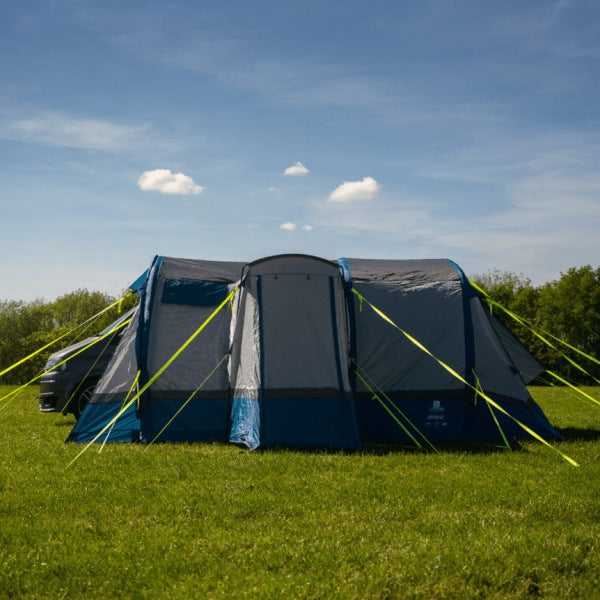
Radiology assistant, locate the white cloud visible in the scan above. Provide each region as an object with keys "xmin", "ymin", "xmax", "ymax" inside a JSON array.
[
  {"xmin": 328, "ymin": 176, "xmax": 381, "ymax": 202},
  {"xmin": 138, "ymin": 169, "xmax": 205, "ymax": 195},
  {"xmin": 302, "ymin": 225, "xmax": 314, "ymax": 231},
  {"xmin": 267, "ymin": 186, "xmax": 280, "ymax": 192},
  {"xmin": 284, "ymin": 161, "xmax": 309, "ymax": 176},
  {"xmin": 280, "ymin": 222, "xmax": 297, "ymax": 230},
  {"xmin": 6, "ymin": 112, "xmax": 149, "ymax": 150}
]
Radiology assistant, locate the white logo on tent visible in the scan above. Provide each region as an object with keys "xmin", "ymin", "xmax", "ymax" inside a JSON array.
[{"xmin": 426, "ymin": 400, "xmax": 448, "ymax": 428}]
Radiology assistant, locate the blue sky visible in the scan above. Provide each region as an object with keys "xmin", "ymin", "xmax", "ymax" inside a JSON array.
[{"xmin": 1, "ymin": 0, "xmax": 599, "ymax": 300}]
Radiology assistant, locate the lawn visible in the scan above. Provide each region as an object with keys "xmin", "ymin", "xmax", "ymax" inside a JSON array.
[{"xmin": 0, "ymin": 386, "xmax": 598, "ymax": 599}]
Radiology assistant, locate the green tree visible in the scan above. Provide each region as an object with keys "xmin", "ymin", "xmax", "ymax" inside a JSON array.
[
  {"xmin": 0, "ymin": 290, "xmax": 138, "ymax": 385},
  {"xmin": 536, "ymin": 266, "xmax": 600, "ymax": 383}
]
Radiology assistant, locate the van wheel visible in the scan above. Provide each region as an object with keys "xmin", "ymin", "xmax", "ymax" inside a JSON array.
[{"xmin": 73, "ymin": 382, "xmax": 97, "ymax": 419}]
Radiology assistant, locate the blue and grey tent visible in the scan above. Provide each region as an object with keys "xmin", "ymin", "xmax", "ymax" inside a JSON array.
[{"xmin": 69, "ymin": 254, "xmax": 559, "ymax": 449}]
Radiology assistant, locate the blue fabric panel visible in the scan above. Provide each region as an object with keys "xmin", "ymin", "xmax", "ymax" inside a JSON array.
[
  {"xmin": 259, "ymin": 396, "xmax": 362, "ymax": 450},
  {"xmin": 355, "ymin": 397, "xmax": 465, "ymax": 443},
  {"xmin": 67, "ymin": 402, "xmax": 141, "ymax": 443},
  {"xmin": 229, "ymin": 397, "xmax": 261, "ymax": 450},
  {"xmin": 161, "ymin": 279, "xmax": 230, "ymax": 307},
  {"xmin": 461, "ymin": 398, "xmax": 562, "ymax": 442},
  {"xmin": 129, "ymin": 268, "xmax": 150, "ymax": 296},
  {"xmin": 336, "ymin": 257, "xmax": 352, "ymax": 284},
  {"xmin": 355, "ymin": 396, "xmax": 561, "ymax": 443},
  {"xmin": 139, "ymin": 397, "xmax": 229, "ymax": 442}
]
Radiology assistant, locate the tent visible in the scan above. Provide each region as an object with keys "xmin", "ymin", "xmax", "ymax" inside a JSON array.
[{"xmin": 68, "ymin": 254, "xmax": 560, "ymax": 449}]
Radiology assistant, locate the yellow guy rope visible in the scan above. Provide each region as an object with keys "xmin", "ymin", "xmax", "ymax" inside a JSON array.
[
  {"xmin": 0, "ymin": 295, "xmax": 130, "ymax": 380},
  {"xmin": 0, "ymin": 317, "xmax": 133, "ymax": 412},
  {"xmin": 67, "ymin": 286, "xmax": 238, "ymax": 467},
  {"xmin": 354, "ymin": 363, "xmax": 439, "ymax": 452},
  {"xmin": 350, "ymin": 288, "xmax": 579, "ymax": 467},
  {"xmin": 468, "ymin": 279, "xmax": 600, "ymax": 406},
  {"xmin": 469, "ymin": 279, "xmax": 600, "ymax": 370},
  {"xmin": 473, "ymin": 369, "xmax": 511, "ymax": 450}
]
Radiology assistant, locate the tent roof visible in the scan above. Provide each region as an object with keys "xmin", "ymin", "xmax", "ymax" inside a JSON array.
[{"xmin": 344, "ymin": 258, "xmax": 461, "ymax": 285}]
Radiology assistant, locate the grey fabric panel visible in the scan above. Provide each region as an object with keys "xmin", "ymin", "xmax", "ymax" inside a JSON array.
[
  {"xmin": 353, "ymin": 279, "xmax": 464, "ymax": 391},
  {"xmin": 347, "ymin": 258, "xmax": 458, "ymax": 286},
  {"xmin": 260, "ymin": 273, "xmax": 348, "ymax": 390},
  {"xmin": 487, "ymin": 310, "xmax": 544, "ymax": 384},
  {"xmin": 248, "ymin": 254, "xmax": 341, "ymax": 277},
  {"xmin": 470, "ymin": 299, "xmax": 531, "ymax": 401},
  {"xmin": 91, "ymin": 307, "xmax": 140, "ymax": 401},
  {"xmin": 229, "ymin": 283, "xmax": 261, "ymax": 400},
  {"xmin": 146, "ymin": 276, "xmax": 234, "ymax": 393},
  {"xmin": 159, "ymin": 256, "xmax": 244, "ymax": 283},
  {"xmin": 230, "ymin": 255, "xmax": 351, "ymax": 395}
]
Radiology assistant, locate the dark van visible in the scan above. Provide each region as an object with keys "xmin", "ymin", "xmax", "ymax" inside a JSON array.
[{"xmin": 39, "ymin": 309, "xmax": 135, "ymax": 418}]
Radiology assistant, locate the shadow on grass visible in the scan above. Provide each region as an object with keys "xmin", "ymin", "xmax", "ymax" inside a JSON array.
[
  {"xmin": 249, "ymin": 441, "xmax": 523, "ymax": 456},
  {"xmin": 53, "ymin": 419, "xmax": 77, "ymax": 428},
  {"xmin": 557, "ymin": 427, "xmax": 600, "ymax": 441},
  {"xmin": 361, "ymin": 441, "xmax": 522, "ymax": 456}
]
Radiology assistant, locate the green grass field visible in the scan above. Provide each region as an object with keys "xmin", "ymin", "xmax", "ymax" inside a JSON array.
[{"xmin": 0, "ymin": 386, "xmax": 598, "ymax": 599}]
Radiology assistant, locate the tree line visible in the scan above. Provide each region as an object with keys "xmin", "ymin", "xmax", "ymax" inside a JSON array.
[
  {"xmin": 0, "ymin": 266, "xmax": 598, "ymax": 385},
  {"xmin": 0, "ymin": 290, "xmax": 138, "ymax": 385}
]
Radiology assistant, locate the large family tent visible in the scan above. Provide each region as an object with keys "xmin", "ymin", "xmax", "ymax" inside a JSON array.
[{"xmin": 68, "ymin": 254, "xmax": 560, "ymax": 449}]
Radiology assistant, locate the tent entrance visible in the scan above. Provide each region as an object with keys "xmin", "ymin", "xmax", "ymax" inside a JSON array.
[{"xmin": 229, "ymin": 256, "xmax": 361, "ymax": 450}]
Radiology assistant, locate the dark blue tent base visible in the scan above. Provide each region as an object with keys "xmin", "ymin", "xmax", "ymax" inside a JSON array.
[{"xmin": 354, "ymin": 395, "xmax": 561, "ymax": 444}]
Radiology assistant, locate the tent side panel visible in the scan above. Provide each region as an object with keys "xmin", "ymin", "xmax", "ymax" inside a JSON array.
[
  {"xmin": 460, "ymin": 397, "xmax": 561, "ymax": 441},
  {"xmin": 139, "ymin": 271, "xmax": 237, "ymax": 442},
  {"xmin": 135, "ymin": 257, "xmax": 244, "ymax": 443},
  {"xmin": 471, "ymin": 299, "xmax": 536, "ymax": 400},
  {"xmin": 350, "ymin": 273, "xmax": 466, "ymax": 442},
  {"xmin": 487, "ymin": 309, "xmax": 545, "ymax": 384},
  {"xmin": 354, "ymin": 391, "xmax": 467, "ymax": 443},
  {"xmin": 68, "ymin": 307, "xmax": 142, "ymax": 443},
  {"xmin": 68, "ymin": 402, "xmax": 140, "ymax": 443}
]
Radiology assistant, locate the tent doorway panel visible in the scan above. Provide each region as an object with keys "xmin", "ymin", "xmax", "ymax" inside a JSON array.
[
  {"xmin": 259, "ymin": 273, "xmax": 344, "ymax": 389},
  {"xmin": 258, "ymin": 272, "xmax": 359, "ymax": 449}
]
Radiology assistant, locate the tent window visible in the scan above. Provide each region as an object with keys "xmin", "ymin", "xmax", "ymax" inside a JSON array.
[{"xmin": 161, "ymin": 279, "xmax": 230, "ymax": 307}]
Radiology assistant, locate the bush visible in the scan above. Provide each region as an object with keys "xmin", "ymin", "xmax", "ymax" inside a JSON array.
[{"xmin": 0, "ymin": 290, "xmax": 138, "ymax": 385}]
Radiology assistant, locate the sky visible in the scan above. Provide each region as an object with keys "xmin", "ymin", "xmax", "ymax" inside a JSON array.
[{"xmin": 1, "ymin": 0, "xmax": 599, "ymax": 301}]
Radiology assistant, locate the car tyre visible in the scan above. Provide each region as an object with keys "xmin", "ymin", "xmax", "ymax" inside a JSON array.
[{"xmin": 73, "ymin": 382, "xmax": 97, "ymax": 419}]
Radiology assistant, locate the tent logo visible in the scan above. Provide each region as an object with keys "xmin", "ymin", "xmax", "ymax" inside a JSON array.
[{"xmin": 426, "ymin": 400, "xmax": 448, "ymax": 428}]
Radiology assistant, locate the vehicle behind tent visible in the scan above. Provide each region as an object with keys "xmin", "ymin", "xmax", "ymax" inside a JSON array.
[{"xmin": 69, "ymin": 254, "xmax": 559, "ymax": 449}]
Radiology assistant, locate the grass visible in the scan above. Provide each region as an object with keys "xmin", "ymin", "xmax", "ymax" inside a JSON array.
[{"xmin": 0, "ymin": 386, "xmax": 598, "ymax": 599}]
